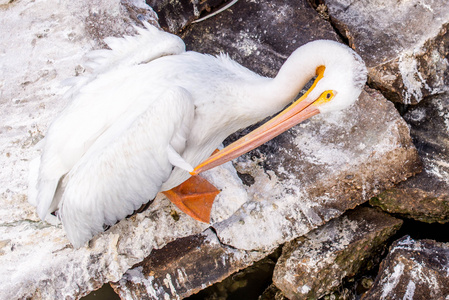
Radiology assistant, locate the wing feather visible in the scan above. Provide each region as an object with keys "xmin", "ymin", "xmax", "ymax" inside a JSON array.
[{"xmin": 58, "ymin": 87, "xmax": 194, "ymax": 247}]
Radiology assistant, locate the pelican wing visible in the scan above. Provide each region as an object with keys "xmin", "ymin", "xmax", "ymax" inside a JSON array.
[{"xmin": 57, "ymin": 87, "xmax": 194, "ymax": 247}]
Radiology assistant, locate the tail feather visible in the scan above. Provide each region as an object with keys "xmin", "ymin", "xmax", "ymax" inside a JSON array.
[{"xmin": 36, "ymin": 179, "xmax": 60, "ymax": 220}]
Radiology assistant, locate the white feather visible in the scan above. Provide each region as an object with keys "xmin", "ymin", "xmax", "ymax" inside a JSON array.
[{"xmin": 59, "ymin": 87, "xmax": 194, "ymax": 247}]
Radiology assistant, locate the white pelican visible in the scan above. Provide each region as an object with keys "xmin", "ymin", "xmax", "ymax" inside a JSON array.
[{"xmin": 28, "ymin": 23, "xmax": 367, "ymax": 248}]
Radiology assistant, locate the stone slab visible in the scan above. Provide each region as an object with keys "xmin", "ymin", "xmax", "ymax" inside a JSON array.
[
  {"xmin": 363, "ymin": 236, "xmax": 449, "ymax": 299},
  {"xmin": 182, "ymin": 0, "xmax": 340, "ymax": 78},
  {"xmin": 370, "ymin": 93, "xmax": 449, "ymax": 224},
  {"xmin": 213, "ymin": 88, "xmax": 420, "ymax": 251},
  {"xmin": 325, "ymin": 0, "xmax": 449, "ymax": 104},
  {"xmin": 111, "ymin": 229, "xmax": 267, "ymax": 299},
  {"xmin": 272, "ymin": 207, "xmax": 402, "ymax": 299}
]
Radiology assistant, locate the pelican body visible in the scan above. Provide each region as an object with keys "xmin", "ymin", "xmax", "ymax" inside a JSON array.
[{"xmin": 29, "ymin": 23, "xmax": 367, "ymax": 247}]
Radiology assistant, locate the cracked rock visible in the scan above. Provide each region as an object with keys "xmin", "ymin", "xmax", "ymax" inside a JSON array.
[
  {"xmin": 179, "ymin": 0, "xmax": 421, "ymax": 252},
  {"xmin": 362, "ymin": 236, "xmax": 449, "ymax": 299},
  {"xmin": 213, "ymin": 88, "xmax": 420, "ymax": 252},
  {"xmin": 182, "ymin": 0, "xmax": 340, "ymax": 78},
  {"xmin": 272, "ymin": 207, "xmax": 402, "ymax": 300},
  {"xmin": 1, "ymin": 0, "xmax": 423, "ymax": 298},
  {"xmin": 111, "ymin": 229, "xmax": 268, "ymax": 299},
  {"xmin": 324, "ymin": 0, "xmax": 449, "ymax": 104},
  {"xmin": 370, "ymin": 93, "xmax": 449, "ymax": 224},
  {"xmin": 146, "ymin": 0, "xmax": 228, "ymax": 33}
]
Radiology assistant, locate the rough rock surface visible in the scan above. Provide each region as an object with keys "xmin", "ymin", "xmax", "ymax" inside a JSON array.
[
  {"xmin": 259, "ymin": 284, "xmax": 289, "ymax": 300},
  {"xmin": 0, "ymin": 1, "xmax": 244, "ymax": 299},
  {"xmin": 370, "ymin": 93, "xmax": 449, "ymax": 224},
  {"xmin": 272, "ymin": 207, "xmax": 403, "ymax": 300},
  {"xmin": 111, "ymin": 229, "xmax": 267, "ymax": 299},
  {"xmin": 146, "ymin": 0, "xmax": 228, "ymax": 33},
  {"xmin": 213, "ymin": 88, "xmax": 420, "ymax": 252},
  {"xmin": 183, "ymin": 0, "xmax": 340, "ymax": 78},
  {"xmin": 324, "ymin": 0, "xmax": 449, "ymax": 104},
  {"xmin": 188, "ymin": 256, "xmax": 278, "ymax": 300},
  {"xmin": 114, "ymin": 88, "xmax": 420, "ymax": 298},
  {"xmin": 178, "ymin": 0, "xmax": 421, "ymax": 253},
  {"xmin": 0, "ymin": 0, "xmax": 423, "ymax": 299},
  {"xmin": 363, "ymin": 236, "xmax": 449, "ymax": 299}
]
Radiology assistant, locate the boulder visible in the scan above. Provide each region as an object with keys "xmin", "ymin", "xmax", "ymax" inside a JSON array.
[
  {"xmin": 0, "ymin": 1, "xmax": 243, "ymax": 299},
  {"xmin": 213, "ymin": 87, "xmax": 420, "ymax": 252},
  {"xmin": 111, "ymin": 229, "xmax": 268, "ymax": 299},
  {"xmin": 272, "ymin": 207, "xmax": 403, "ymax": 300},
  {"xmin": 0, "ymin": 0, "xmax": 422, "ymax": 299},
  {"xmin": 182, "ymin": 0, "xmax": 340, "ymax": 77},
  {"xmin": 370, "ymin": 93, "xmax": 449, "ymax": 224},
  {"xmin": 362, "ymin": 236, "xmax": 449, "ymax": 299},
  {"xmin": 179, "ymin": 0, "xmax": 421, "ymax": 252},
  {"xmin": 114, "ymin": 87, "xmax": 419, "ymax": 298},
  {"xmin": 324, "ymin": 0, "xmax": 449, "ymax": 104},
  {"xmin": 146, "ymin": 0, "xmax": 228, "ymax": 33}
]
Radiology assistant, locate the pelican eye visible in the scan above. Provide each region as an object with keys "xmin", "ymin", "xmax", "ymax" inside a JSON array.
[{"xmin": 312, "ymin": 90, "xmax": 336, "ymax": 106}]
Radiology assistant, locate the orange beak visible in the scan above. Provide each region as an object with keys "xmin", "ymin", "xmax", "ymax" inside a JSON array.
[{"xmin": 190, "ymin": 66, "xmax": 330, "ymax": 176}]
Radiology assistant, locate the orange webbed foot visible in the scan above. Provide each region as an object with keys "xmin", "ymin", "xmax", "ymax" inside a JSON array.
[{"xmin": 162, "ymin": 175, "xmax": 220, "ymax": 223}]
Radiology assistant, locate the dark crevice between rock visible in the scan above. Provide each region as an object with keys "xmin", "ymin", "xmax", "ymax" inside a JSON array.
[
  {"xmin": 186, "ymin": 246, "xmax": 283, "ymax": 300},
  {"xmin": 308, "ymin": 0, "xmax": 351, "ymax": 46},
  {"xmin": 385, "ymin": 214, "xmax": 449, "ymax": 244},
  {"xmin": 304, "ymin": 204, "xmax": 406, "ymax": 300},
  {"xmin": 207, "ymin": 225, "xmax": 252, "ymax": 254}
]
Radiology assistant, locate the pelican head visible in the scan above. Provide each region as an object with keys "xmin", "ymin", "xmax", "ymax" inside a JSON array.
[
  {"xmin": 191, "ymin": 40, "xmax": 367, "ymax": 175},
  {"xmin": 296, "ymin": 40, "xmax": 368, "ymax": 114}
]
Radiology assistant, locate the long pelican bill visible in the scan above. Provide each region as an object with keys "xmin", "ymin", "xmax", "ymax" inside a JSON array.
[{"xmin": 190, "ymin": 66, "xmax": 334, "ymax": 176}]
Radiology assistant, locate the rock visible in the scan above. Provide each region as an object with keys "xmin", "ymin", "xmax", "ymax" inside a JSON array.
[
  {"xmin": 146, "ymin": 0, "xmax": 227, "ymax": 33},
  {"xmin": 259, "ymin": 284, "xmax": 289, "ymax": 300},
  {"xmin": 0, "ymin": 1, "xmax": 246, "ymax": 298},
  {"xmin": 1, "ymin": 160, "xmax": 244, "ymax": 299},
  {"xmin": 363, "ymin": 236, "xmax": 449, "ymax": 299},
  {"xmin": 111, "ymin": 229, "xmax": 268, "ymax": 299},
  {"xmin": 212, "ymin": 87, "xmax": 420, "ymax": 252},
  {"xmin": 186, "ymin": 256, "xmax": 278, "ymax": 300},
  {"xmin": 182, "ymin": 0, "xmax": 340, "ymax": 78},
  {"xmin": 106, "ymin": 3, "xmax": 419, "ymax": 298},
  {"xmin": 272, "ymin": 207, "xmax": 403, "ymax": 300},
  {"xmin": 0, "ymin": 0, "xmax": 422, "ymax": 299},
  {"xmin": 324, "ymin": 0, "xmax": 449, "ymax": 104},
  {"xmin": 370, "ymin": 93, "xmax": 449, "ymax": 224},
  {"xmin": 179, "ymin": 0, "xmax": 420, "ymax": 253}
]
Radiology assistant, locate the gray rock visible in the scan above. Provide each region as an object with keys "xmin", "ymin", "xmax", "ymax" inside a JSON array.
[
  {"xmin": 0, "ymin": 0, "xmax": 422, "ymax": 299},
  {"xmin": 362, "ymin": 236, "xmax": 449, "ymax": 299},
  {"xmin": 186, "ymin": 256, "xmax": 278, "ymax": 300},
  {"xmin": 0, "ymin": 1, "xmax": 245, "ymax": 299},
  {"xmin": 114, "ymin": 6, "xmax": 421, "ymax": 299},
  {"xmin": 146, "ymin": 0, "xmax": 227, "ymax": 33},
  {"xmin": 370, "ymin": 93, "xmax": 449, "ymax": 224},
  {"xmin": 183, "ymin": 0, "xmax": 340, "ymax": 77},
  {"xmin": 111, "ymin": 229, "xmax": 267, "ymax": 299},
  {"xmin": 324, "ymin": 0, "xmax": 449, "ymax": 104},
  {"xmin": 213, "ymin": 87, "xmax": 420, "ymax": 252},
  {"xmin": 272, "ymin": 207, "xmax": 403, "ymax": 300},
  {"xmin": 178, "ymin": 0, "xmax": 420, "ymax": 252}
]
